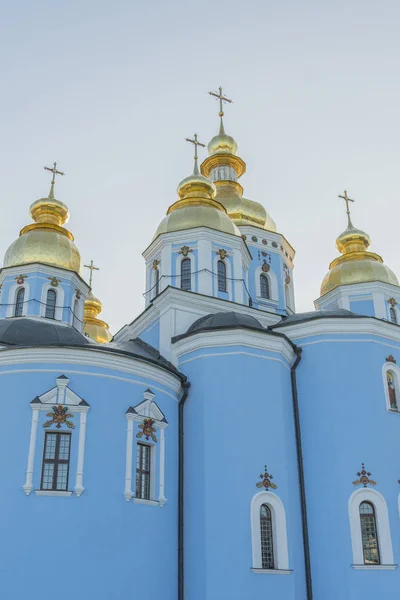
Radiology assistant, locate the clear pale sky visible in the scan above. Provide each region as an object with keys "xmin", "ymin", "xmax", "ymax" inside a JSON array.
[{"xmin": 1, "ymin": 0, "xmax": 399, "ymax": 334}]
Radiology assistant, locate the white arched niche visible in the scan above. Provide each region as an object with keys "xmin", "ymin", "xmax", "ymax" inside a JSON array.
[
  {"xmin": 250, "ymin": 491, "xmax": 290, "ymax": 573},
  {"xmin": 348, "ymin": 487, "xmax": 395, "ymax": 569}
]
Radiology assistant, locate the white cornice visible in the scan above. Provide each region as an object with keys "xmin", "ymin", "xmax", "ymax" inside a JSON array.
[
  {"xmin": 316, "ymin": 280, "xmax": 400, "ymax": 305},
  {"xmin": 115, "ymin": 287, "xmax": 283, "ymax": 341},
  {"xmin": 0, "ymin": 263, "xmax": 89, "ymax": 293},
  {"xmin": 276, "ymin": 317, "xmax": 400, "ymax": 343},
  {"xmin": 0, "ymin": 347, "xmax": 182, "ymax": 394},
  {"xmin": 142, "ymin": 227, "xmax": 251, "ymax": 262},
  {"xmin": 173, "ymin": 329, "xmax": 294, "ymax": 365},
  {"xmin": 238, "ymin": 226, "xmax": 295, "ymax": 262}
]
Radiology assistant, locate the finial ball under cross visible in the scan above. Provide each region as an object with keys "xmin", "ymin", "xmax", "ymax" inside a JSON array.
[
  {"xmin": 84, "ymin": 260, "xmax": 100, "ymax": 288},
  {"xmin": 44, "ymin": 162, "xmax": 65, "ymax": 185},
  {"xmin": 208, "ymin": 86, "xmax": 233, "ymax": 118}
]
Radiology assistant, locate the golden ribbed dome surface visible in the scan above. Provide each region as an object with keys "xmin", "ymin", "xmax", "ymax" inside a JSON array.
[
  {"xmin": 82, "ymin": 291, "xmax": 112, "ymax": 344},
  {"xmin": 208, "ymin": 131, "xmax": 238, "ymax": 156},
  {"xmin": 3, "ymin": 183, "xmax": 81, "ymax": 273},
  {"xmin": 320, "ymin": 221, "xmax": 398, "ymax": 296},
  {"xmin": 213, "ymin": 183, "xmax": 277, "ymax": 231}
]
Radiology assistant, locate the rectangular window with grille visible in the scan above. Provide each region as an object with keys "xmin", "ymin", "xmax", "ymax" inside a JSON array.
[
  {"xmin": 41, "ymin": 432, "xmax": 71, "ymax": 491},
  {"xmin": 136, "ymin": 442, "xmax": 151, "ymax": 500}
]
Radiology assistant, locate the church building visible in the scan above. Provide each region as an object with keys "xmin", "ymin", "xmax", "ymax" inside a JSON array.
[{"xmin": 0, "ymin": 89, "xmax": 399, "ymax": 600}]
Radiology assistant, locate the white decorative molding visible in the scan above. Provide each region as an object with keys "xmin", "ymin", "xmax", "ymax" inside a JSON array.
[
  {"xmin": 35, "ymin": 491, "xmax": 73, "ymax": 497},
  {"xmin": 348, "ymin": 488, "xmax": 394, "ymax": 566},
  {"xmin": 352, "ymin": 564, "xmax": 397, "ymax": 570},
  {"xmin": 251, "ymin": 491, "xmax": 289, "ymax": 570},
  {"xmin": 251, "ymin": 568, "xmax": 292, "ymax": 575},
  {"xmin": 125, "ymin": 390, "xmax": 168, "ymax": 505},
  {"xmin": 23, "ymin": 376, "xmax": 90, "ymax": 497},
  {"xmin": 173, "ymin": 329, "xmax": 294, "ymax": 366},
  {"xmin": 40, "ymin": 281, "xmax": 65, "ymax": 321},
  {"xmin": 6, "ymin": 282, "xmax": 31, "ymax": 318},
  {"xmin": 255, "ymin": 265, "xmax": 278, "ymax": 301},
  {"xmin": 275, "ymin": 317, "xmax": 400, "ymax": 343}
]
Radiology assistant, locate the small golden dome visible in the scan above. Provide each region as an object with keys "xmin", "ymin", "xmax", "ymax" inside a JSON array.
[
  {"xmin": 3, "ymin": 182, "xmax": 81, "ymax": 273},
  {"xmin": 154, "ymin": 146, "xmax": 241, "ymax": 240},
  {"xmin": 320, "ymin": 221, "xmax": 399, "ymax": 296},
  {"xmin": 208, "ymin": 125, "xmax": 238, "ymax": 156},
  {"xmin": 83, "ymin": 291, "xmax": 112, "ymax": 344}
]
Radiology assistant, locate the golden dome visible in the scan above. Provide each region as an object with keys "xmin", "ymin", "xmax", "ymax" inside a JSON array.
[
  {"xmin": 82, "ymin": 291, "xmax": 112, "ymax": 344},
  {"xmin": 201, "ymin": 119, "xmax": 276, "ymax": 232},
  {"xmin": 154, "ymin": 145, "xmax": 241, "ymax": 239},
  {"xmin": 320, "ymin": 220, "xmax": 399, "ymax": 296},
  {"xmin": 3, "ymin": 182, "xmax": 81, "ymax": 273}
]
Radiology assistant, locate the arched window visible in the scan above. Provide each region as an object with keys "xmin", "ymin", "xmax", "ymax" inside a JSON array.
[
  {"xmin": 14, "ymin": 288, "xmax": 25, "ymax": 317},
  {"xmin": 359, "ymin": 502, "xmax": 380, "ymax": 565},
  {"xmin": 260, "ymin": 504, "xmax": 274, "ymax": 569},
  {"xmin": 217, "ymin": 260, "xmax": 226, "ymax": 292},
  {"xmin": 45, "ymin": 289, "xmax": 57, "ymax": 319},
  {"xmin": 155, "ymin": 269, "xmax": 160, "ymax": 297},
  {"xmin": 260, "ymin": 274, "xmax": 270, "ymax": 299},
  {"xmin": 181, "ymin": 258, "xmax": 191, "ymax": 291},
  {"xmin": 387, "ymin": 371, "xmax": 398, "ymax": 410},
  {"xmin": 390, "ymin": 307, "xmax": 397, "ymax": 324}
]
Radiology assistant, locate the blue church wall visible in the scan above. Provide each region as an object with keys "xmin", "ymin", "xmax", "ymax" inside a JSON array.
[
  {"xmin": 294, "ymin": 333, "xmax": 400, "ymax": 599},
  {"xmin": 349, "ymin": 299, "xmax": 375, "ymax": 317},
  {"xmin": 0, "ymin": 360, "xmax": 180, "ymax": 600},
  {"xmin": 179, "ymin": 343, "xmax": 307, "ymax": 600},
  {"xmin": 139, "ymin": 318, "xmax": 160, "ymax": 350}
]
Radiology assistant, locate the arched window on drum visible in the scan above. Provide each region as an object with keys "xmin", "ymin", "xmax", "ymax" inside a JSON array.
[{"xmin": 386, "ymin": 370, "xmax": 398, "ymax": 411}]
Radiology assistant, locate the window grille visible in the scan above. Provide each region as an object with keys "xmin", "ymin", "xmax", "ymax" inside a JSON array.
[
  {"xmin": 217, "ymin": 260, "xmax": 227, "ymax": 292},
  {"xmin": 181, "ymin": 258, "xmax": 191, "ymax": 291},
  {"xmin": 15, "ymin": 288, "xmax": 25, "ymax": 317},
  {"xmin": 260, "ymin": 274, "xmax": 270, "ymax": 299},
  {"xmin": 359, "ymin": 501, "xmax": 380, "ymax": 564},
  {"xmin": 45, "ymin": 289, "xmax": 57, "ymax": 319},
  {"xmin": 136, "ymin": 442, "xmax": 151, "ymax": 500},
  {"xmin": 40, "ymin": 432, "xmax": 71, "ymax": 491},
  {"xmin": 260, "ymin": 504, "xmax": 274, "ymax": 569},
  {"xmin": 390, "ymin": 307, "xmax": 397, "ymax": 324}
]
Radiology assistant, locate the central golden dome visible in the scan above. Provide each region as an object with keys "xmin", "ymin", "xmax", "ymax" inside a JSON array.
[
  {"xmin": 201, "ymin": 117, "xmax": 276, "ymax": 232},
  {"xmin": 154, "ymin": 146, "xmax": 241, "ymax": 239},
  {"xmin": 3, "ymin": 182, "xmax": 81, "ymax": 273},
  {"xmin": 320, "ymin": 219, "xmax": 398, "ymax": 296}
]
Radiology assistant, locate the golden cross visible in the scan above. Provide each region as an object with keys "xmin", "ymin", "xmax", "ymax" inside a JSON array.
[
  {"xmin": 84, "ymin": 260, "xmax": 99, "ymax": 287},
  {"xmin": 208, "ymin": 86, "xmax": 233, "ymax": 118},
  {"xmin": 185, "ymin": 133, "xmax": 206, "ymax": 162},
  {"xmin": 44, "ymin": 161, "xmax": 65, "ymax": 185},
  {"xmin": 338, "ymin": 190, "xmax": 354, "ymax": 218}
]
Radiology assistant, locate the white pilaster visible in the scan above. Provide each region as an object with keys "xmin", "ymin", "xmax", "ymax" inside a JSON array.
[
  {"xmin": 74, "ymin": 410, "xmax": 88, "ymax": 497},
  {"xmin": 373, "ymin": 293, "xmax": 387, "ymax": 320},
  {"xmin": 124, "ymin": 417, "xmax": 134, "ymax": 501},
  {"xmin": 160, "ymin": 243, "xmax": 172, "ymax": 293},
  {"xmin": 159, "ymin": 426, "xmax": 166, "ymax": 506},
  {"xmin": 23, "ymin": 408, "xmax": 39, "ymax": 495},
  {"xmin": 233, "ymin": 248, "xmax": 245, "ymax": 304},
  {"xmin": 197, "ymin": 239, "xmax": 212, "ymax": 296}
]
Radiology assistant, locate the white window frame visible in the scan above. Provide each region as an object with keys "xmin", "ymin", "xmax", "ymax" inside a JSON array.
[
  {"xmin": 212, "ymin": 254, "xmax": 233, "ymax": 299},
  {"xmin": 40, "ymin": 282, "xmax": 64, "ymax": 321},
  {"xmin": 255, "ymin": 266, "xmax": 278, "ymax": 302},
  {"xmin": 382, "ymin": 361, "xmax": 400, "ymax": 413},
  {"xmin": 23, "ymin": 376, "xmax": 89, "ymax": 497},
  {"xmin": 348, "ymin": 487, "xmax": 395, "ymax": 569},
  {"xmin": 124, "ymin": 390, "xmax": 168, "ymax": 506},
  {"xmin": 250, "ymin": 491, "xmax": 290, "ymax": 574},
  {"xmin": 7, "ymin": 283, "xmax": 30, "ymax": 318}
]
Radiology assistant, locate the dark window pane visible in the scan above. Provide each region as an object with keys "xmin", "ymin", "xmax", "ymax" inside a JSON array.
[
  {"xmin": 390, "ymin": 307, "xmax": 397, "ymax": 324},
  {"xmin": 181, "ymin": 259, "xmax": 191, "ymax": 291},
  {"xmin": 45, "ymin": 289, "xmax": 57, "ymax": 319},
  {"xmin": 260, "ymin": 275, "xmax": 270, "ymax": 299},
  {"xmin": 136, "ymin": 442, "xmax": 151, "ymax": 500},
  {"xmin": 360, "ymin": 501, "xmax": 380, "ymax": 565},
  {"xmin": 260, "ymin": 503, "xmax": 274, "ymax": 569},
  {"xmin": 217, "ymin": 260, "xmax": 227, "ymax": 292},
  {"xmin": 155, "ymin": 269, "xmax": 160, "ymax": 297},
  {"xmin": 41, "ymin": 431, "xmax": 71, "ymax": 491},
  {"xmin": 15, "ymin": 288, "xmax": 25, "ymax": 317}
]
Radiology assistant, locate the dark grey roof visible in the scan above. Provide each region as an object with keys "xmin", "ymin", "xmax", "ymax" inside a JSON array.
[
  {"xmin": 0, "ymin": 318, "xmax": 183, "ymax": 379},
  {"xmin": 0, "ymin": 318, "xmax": 94, "ymax": 347},
  {"xmin": 271, "ymin": 309, "xmax": 359, "ymax": 328},
  {"xmin": 173, "ymin": 311, "xmax": 264, "ymax": 342}
]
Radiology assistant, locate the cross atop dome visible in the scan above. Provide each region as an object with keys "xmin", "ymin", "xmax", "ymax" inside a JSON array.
[
  {"xmin": 185, "ymin": 133, "xmax": 206, "ymax": 174},
  {"xmin": 44, "ymin": 161, "xmax": 64, "ymax": 199},
  {"xmin": 338, "ymin": 190, "xmax": 355, "ymax": 227}
]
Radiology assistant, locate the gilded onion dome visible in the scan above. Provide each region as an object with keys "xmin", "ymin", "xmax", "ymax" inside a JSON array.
[
  {"xmin": 3, "ymin": 178, "xmax": 81, "ymax": 273},
  {"xmin": 154, "ymin": 135, "xmax": 240, "ymax": 239},
  {"xmin": 321, "ymin": 212, "xmax": 398, "ymax": 296},
  {"xmin": 201, "ymin": 93, "xmax": 276, "ymax": 232},
  {"xmin": 82, "ymin": 291, "xmax": 112, "ymax": 343}
]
